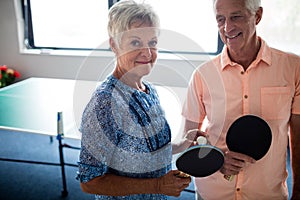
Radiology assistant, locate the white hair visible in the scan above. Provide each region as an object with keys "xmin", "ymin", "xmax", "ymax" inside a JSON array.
[
  {"xmin": 213, "ymin": 0, "xmax": 261, "ymax": 14},
  {"xmin": 108, "ymin": 0, "xmax": 160, "ymax": 46}
]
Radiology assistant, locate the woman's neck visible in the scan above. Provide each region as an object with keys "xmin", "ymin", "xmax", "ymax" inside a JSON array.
[{"xmin": 113, "ymin": 68, "xmax": 146, "ymax": 93}]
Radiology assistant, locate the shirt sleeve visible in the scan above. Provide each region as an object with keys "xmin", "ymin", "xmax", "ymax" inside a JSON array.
[
  {"xmin": 182, "ymin": 68, "xmax": 206, "ymax": 123},
  {"xmin": 77, "ymin": 90, "xmax": 117, "ymax": 182}
]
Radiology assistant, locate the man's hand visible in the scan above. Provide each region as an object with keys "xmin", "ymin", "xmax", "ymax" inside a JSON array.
[
  {"xmin": 185, "ymin": 129, "xmax": 209, "ymax": 146},
  {"xmin": 220, "ymin": 150, "xmax": 256, "ymax": 176}
]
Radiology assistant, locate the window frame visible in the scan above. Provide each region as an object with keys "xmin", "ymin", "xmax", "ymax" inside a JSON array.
[{"xmin": 21, "ymin": 0, "xmax": 224, "ymax": 56}]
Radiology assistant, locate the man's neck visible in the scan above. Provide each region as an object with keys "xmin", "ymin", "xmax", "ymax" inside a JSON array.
[{"xmin": 228, "ymin": 38, "xmax": 261, "ymax": 71}]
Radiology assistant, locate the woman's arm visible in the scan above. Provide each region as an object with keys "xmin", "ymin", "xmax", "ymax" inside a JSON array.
[{"xmin": 80, "ymin": 170, "xmax": 191, "ymax": 197}]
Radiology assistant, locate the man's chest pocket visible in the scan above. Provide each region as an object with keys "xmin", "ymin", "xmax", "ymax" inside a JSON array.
[{"xmin": 261, "ymin": 86, "xmax": 292, "ymax": 120}]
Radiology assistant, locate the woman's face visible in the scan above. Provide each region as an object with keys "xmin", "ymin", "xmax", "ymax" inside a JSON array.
[{"xmin": 111, "ymin": 22, "xmax": 159, "ymax": 77}]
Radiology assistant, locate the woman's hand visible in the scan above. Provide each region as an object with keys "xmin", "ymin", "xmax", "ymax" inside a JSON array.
[{"xmin": 157, "ymin": 170, "xmax": 191, "ymax": 197}]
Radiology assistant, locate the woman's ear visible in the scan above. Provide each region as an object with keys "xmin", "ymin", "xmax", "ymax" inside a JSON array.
[
  {"xmin": 255, "ymin": 7, "xmax": 263, "ymax": 25},
  {"xmin": 109, "ymin": 38, "xmax": 117, "ymax": 53}
]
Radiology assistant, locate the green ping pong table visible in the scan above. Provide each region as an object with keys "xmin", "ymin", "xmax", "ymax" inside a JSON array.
[{"xmin": 0, "ymin": 77, "xmax": 186, "ymax": 196}]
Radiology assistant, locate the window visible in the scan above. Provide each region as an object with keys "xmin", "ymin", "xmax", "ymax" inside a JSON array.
[
  {"xmin": 22, "ymin": 0, "xmax": 299, "ymax": 56},
  {"xmin": 257, "ymin": 0, "xmax": 300, "ymax": 55},
  {"xmin": 144, "ymin": 0, "xmax": 222, "ymax": 55},
  {"xmin": 22, "ymin": 0, "xmax": 222, "ymax": 55},
  {"xmin": 24, "ymin": 0, "xmax": 110, "ymax": 50}
]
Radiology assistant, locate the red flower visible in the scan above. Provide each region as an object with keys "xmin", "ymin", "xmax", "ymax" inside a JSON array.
[
  {"xmin": 0, "ymin": 65, "xmax": 7, "ymax": 71},
  {"xmin": 14, "ymin": 70, "xmax": 21, "ymax": 78}
]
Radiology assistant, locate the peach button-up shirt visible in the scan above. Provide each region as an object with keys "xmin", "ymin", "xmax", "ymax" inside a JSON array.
[{"xmin": 182, "ymin": 38, "xmax": 300, "ymax": 200}]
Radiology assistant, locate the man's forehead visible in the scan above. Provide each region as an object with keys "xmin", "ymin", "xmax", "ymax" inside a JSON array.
[{"xmin": 215, "ymin": 0, "xmax": 246, "ymax": 12}]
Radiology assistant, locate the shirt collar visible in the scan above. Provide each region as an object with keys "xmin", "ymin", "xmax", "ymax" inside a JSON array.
[
  {"xmin": 109, "ymin": 74, "xmax": 152, "ymax": 96},
  {"xmin": 221, "ymin": 37, "xmax": 272, "ymax": 70}
]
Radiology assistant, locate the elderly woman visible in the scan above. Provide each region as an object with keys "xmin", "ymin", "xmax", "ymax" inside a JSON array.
[{"xmin": 77, "ymin": 1, "xmax": 191, "ymax": 199}]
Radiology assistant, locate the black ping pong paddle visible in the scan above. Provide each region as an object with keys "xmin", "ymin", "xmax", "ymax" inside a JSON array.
[
  {"xmin": 224, "ymin": 115, "xmax": 272, "ymax": 181},
  {"xmin": 176, "ymin": 143, "xmax": 224, "ymax": 177}
]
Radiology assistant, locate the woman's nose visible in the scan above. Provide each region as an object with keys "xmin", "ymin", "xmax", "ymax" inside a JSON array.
[{"xmin": 140, "ymin": 47, "xmax": 152, "ymax": 58}]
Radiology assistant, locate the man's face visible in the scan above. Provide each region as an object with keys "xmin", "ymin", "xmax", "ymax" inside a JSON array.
[{"xmin": 214, "ymin": 0, "xmax": 260, "ymax": 54}]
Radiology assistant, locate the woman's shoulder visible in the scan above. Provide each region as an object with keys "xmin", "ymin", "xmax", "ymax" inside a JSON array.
[
  {"xmin": 142, "ymin": 81, "xmax": 156, "ymax": 93},
  {"xmin": 93, "ymin": 75, "xmax": 118, "ymax": 98}
]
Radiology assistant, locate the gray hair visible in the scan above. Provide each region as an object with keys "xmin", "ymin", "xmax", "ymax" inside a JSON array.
[
  {"xmin": 245, "ymin": 0, "xmax": 261, "ymax": 14},
  {"xmin": 213, "ymin": 0, "xmax": 261, "ymax": 14},
  {"xmin": 108, "ymin": 0, "xmax": 160, "ymax": 45}
]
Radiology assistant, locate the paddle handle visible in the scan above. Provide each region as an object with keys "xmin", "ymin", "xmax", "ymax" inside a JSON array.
[
  {"xmin": 224, "ymin": 174, "xmax": 234, "ymax": 181},
  {"xmin": 175, "ymin": 171, "xmax": 190, "ymax": 178}
]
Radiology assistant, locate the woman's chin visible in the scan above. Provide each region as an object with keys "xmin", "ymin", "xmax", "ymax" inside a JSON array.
[{"xmin": 134, "ymin": 63, "xmax": 153, "ymax": 76}]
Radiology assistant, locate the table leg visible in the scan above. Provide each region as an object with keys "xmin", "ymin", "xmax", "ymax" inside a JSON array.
[{"xmin": 58, "ymin": 137, "xmax": 68, "ymax": 197}]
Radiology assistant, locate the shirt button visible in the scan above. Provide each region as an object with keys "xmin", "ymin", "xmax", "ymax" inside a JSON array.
[
  {"xmin": 244, "ymin": 95, "xmax": 248, "ymax": 99},
  {"xmin": 241, "ymin": 71, "xmax": 244, "ymax": 75},
  {"xmin": 237, "ymin": 188, "xmax": 240, "ymax": 191}
]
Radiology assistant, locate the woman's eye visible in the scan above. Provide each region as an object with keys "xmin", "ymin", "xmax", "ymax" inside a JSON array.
[
  {"xmin": 131, "ymin": 40, "xmax": 141, "ymax": 47},
  {"xmin": 149, "ymin": 40, "xmax": 157, "ymax": 48}
]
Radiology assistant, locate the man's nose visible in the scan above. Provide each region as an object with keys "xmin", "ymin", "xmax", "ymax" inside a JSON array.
[{"xmin": 224, "ymin": 19, "xmax": 235, "ymax": 33}]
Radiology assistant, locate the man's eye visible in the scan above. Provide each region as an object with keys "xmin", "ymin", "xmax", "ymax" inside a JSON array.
[
  {"xmin": 216, "ymin": 17, "xmax": 225, "ymax": 25},
  {"xmin": 231, "ymin": 15, "xmax": 243, "ymax": 21}
]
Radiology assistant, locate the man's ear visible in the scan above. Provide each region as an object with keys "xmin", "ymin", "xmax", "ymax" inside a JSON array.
[
  {"xmin": 109, "ymin": 38, "xmax": 117, "ymax": 53},
  {"xmin": 255, "ymin": 7, "xmax": 263, "ymax": 25}
]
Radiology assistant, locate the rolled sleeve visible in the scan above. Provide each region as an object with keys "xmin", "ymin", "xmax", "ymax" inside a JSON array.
[{"xmin": 77, "ymin": 146, "xmax": 109, "ymax": 183}]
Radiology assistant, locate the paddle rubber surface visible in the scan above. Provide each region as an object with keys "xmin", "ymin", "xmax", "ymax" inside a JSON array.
[
  {"xmin": 226, "ymin": 115, "xmax": 272, "ymax": 160},
  {"xmin": 176, "ymin": 145, "xmax": 224, "ymax": 177}
]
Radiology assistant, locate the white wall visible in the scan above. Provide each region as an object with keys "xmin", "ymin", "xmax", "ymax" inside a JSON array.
[{"xmin": 0, "ymin": 0, "xmax": 209, "ymax": 87}]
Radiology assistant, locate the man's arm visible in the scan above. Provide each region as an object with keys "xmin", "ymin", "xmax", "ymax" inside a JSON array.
[
  {"xmin": 172, "ymin": 119, "xmax": 203, "ymax": 154},
  {"xmin": 290, "ymin": 114, "xmax": 300, "ymax": 200}
]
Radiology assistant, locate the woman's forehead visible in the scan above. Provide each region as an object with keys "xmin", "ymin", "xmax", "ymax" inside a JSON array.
[{"xmin": 123, "ymin": 25, "xmax": 159, "ymax": 39}]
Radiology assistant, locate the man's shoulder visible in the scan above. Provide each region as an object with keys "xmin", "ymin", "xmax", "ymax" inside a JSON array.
[
  {"xmin": 270, "ymin": 47, "xmax": 300, "ymax": 60},
  {"xmin": 196, "ymin": 54, "xmax": 222, "ymax": 71}
]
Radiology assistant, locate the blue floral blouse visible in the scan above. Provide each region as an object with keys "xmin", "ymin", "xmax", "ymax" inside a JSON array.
[{"xmin": 77, "ymin": 75, "xmax": 172, "ymax": 200}]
